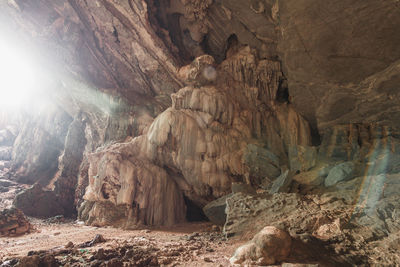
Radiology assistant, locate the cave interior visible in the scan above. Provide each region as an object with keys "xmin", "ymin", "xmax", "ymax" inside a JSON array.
[{"xmin": 0, "ymin": 0, "xmax": 400, "ymax": 266}]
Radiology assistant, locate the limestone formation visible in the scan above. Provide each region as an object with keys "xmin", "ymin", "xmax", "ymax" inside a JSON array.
[
  {"xmin": 80, "ymin": 147, "xmax": 186, "ymax": 227},
  {"xmin": 78, "ymin": 50, "xmax": 311, "ymax": 227}
]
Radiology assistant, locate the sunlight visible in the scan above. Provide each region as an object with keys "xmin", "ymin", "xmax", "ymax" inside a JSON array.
[{"xmin": 0, "ymin": 39, "xmax": 38, "ymax": 109}]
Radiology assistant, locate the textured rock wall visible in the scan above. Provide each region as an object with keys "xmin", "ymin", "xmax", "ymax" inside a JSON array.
[
  {"xmin": 2, "ymin": 0, "xmax": 182, "ymax": 106},
  {"xmin": 149, "ymin": 0, "xmax": 400, "ymax": 131},
  {"xmin": 79, "ymin": 48, "xmax": 311, "ymax": 226},
  {"xmin": 53, "ymin": 113, "xmax": 87, "ymax": 216},
  {"xmin": 11, "ymin": 106, "xmax": 72, "ymax": 185},
  {"xmin": 277, "ymin": 0, "xmax": 400, "ymax": 129}
]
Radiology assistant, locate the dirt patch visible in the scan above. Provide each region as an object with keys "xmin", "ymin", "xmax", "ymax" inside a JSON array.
[{"xmin": 0, "ymin": 220, "xmax": 238, "ymax": 266}]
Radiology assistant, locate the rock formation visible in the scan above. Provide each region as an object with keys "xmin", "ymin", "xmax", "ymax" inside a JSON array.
[
  {"xmin": 78, "ymin": 49, "xmax": 310, "ymax": 227},
  {"xmin": 0, "ymin": 0, "xmax": 399, "ymax": 265}
]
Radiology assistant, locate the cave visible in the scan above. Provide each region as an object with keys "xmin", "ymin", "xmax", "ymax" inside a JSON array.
[
  {"xmin": 0, "ymin": 0, "xmax": 400, "ymax": 266},
  {"xmin": 183, "ymin": 196, "xmax": 209, "ymax": 222}
]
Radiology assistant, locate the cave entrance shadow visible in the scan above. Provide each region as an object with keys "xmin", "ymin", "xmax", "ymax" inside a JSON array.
[{"xmin": 183, "ymin": 196, "xmax": 209, "ymax": 222}]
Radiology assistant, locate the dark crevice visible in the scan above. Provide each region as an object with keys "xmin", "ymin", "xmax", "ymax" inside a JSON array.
[
  {"xmin": 357, "ymin": 132, "xmax": 363, "ymax": 147},
  {"xmin": 112, "ymin": 26, "xmax": 120, "ymax": 44},
  {"xmin": 200, "ymin": 34, "xmax": 213, "ymax": 58},
  {"xmin": 183, "ymin": 196, "xmax": 208, "ymax": 222},
  {"xmin": 276, "ymin": 76, "xmax": 290, "ymax": 103},
  {"xmin": 145, "ymin": 0, "xmax": 193, "ymax": 65},
  {"xmin": 101, "ymin": 184, "xmax": 110, "ymax": 199},
  {"xmin": 224, "ymin": 34, "xmax": 240, "ymax": 61},
  {"xmin": 166, "ymin": 12, "xmax": 192, "ymax": 63},
  {"xmin": 310, "ymin": 126, "xmax": 322, "ymax": 146}
]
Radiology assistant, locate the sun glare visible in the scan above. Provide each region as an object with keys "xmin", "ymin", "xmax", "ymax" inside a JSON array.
[{"xmin": 0, "ymin": 39, "xmax": 37, "ymax": 109}]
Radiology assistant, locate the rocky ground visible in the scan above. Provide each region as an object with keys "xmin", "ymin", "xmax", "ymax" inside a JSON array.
[
  {"xmin": 1, "ymin": 184, "xmax": 235, "ymax": 267},
  {"xmin": 0, "ymin": 220, "xmax": 236, "ymax": 266},
  {"xmin": 0, "ymin": 179, "xmax": 224, "ymax": 266}
]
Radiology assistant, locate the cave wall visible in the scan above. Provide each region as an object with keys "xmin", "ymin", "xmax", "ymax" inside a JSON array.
[
  {"xmin": 1, "ymin": 0, "xmax": 399, "ymax": 227},
  {"xmin": 277, "ymin": 0, "xmax": 400, "ymax": 129},
  {"xmin": 11, "ymin": 106, "xmax": 72, "ymax": 186}
]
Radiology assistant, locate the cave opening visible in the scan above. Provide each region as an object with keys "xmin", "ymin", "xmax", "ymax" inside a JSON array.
[
  {"xmin": 0, "ymin": 37, "xmax": 43, "ymax": 111},
  {"xmin": 183, "ymin": 196, "xmax": 209, "ymax": 222}
]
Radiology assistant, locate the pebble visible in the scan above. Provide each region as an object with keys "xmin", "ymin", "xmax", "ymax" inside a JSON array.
[{"xmin": 203, "ymin": 257, "xmax": 213, "ymax": 262}]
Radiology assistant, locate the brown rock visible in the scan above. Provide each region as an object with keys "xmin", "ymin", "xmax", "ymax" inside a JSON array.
[
  {"xmin": 16, "ymin": 255, "xmax": 40, "ymax": 267},
  {"xmin": 0, "ymin": 208, "xmax": 31, "ymax": 237},
  {"xmin": 230, "ymin": 226, "xmax": 291, "ymax": 265}
]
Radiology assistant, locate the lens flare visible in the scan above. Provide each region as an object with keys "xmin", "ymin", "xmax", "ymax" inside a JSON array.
[{"xmin": 351, "ymin": 131, "xmax": 390, "ymax": 221}]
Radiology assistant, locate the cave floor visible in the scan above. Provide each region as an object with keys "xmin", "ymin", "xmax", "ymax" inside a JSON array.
[
  {"xmin": 0, "ymin": 178, "xmax": 239, "ymax": 266},
  {"xmin": 0, "ymin": 219, "xmax": 238, "ymax": 266}
]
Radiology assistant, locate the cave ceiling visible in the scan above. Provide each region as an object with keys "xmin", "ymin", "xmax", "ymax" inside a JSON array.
[{"xmin": 1, "ymin": 0, "xmax": 400, "ymax": 130}]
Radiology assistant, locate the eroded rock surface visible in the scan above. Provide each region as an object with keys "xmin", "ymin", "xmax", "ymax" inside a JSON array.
[{"xmin": 79, "ymin": 50, "xmax": 311, "ymax": 227}]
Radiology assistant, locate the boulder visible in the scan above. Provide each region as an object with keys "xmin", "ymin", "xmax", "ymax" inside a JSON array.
[
  {"xmin": 288, "ymin": 145, "xmax": 317, "ymax": 173},
  {"xmin": 203, "ymin": 194, "xmax": 232, "ymax": 226},
  {"xmin": 0, "ymin": 179, "xmax": 14, "ymax": 187},
  {"xmin": 324, "ymin": 162, "xmax": 355, "ymax": 187},
  {"xmin": 243, "ymin": 144, "xmax": 281, "ymax": 182},
  {"xmin": 13, "ymin": 183, "xmax": 65, "ymax": 218},
  {"xmin": 230, "ymin": 226, "xmax": 291, "ymax": 265},
  {"xmin": 0, "ymin": 208, "xmax": 31, "ymax": 236}
]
